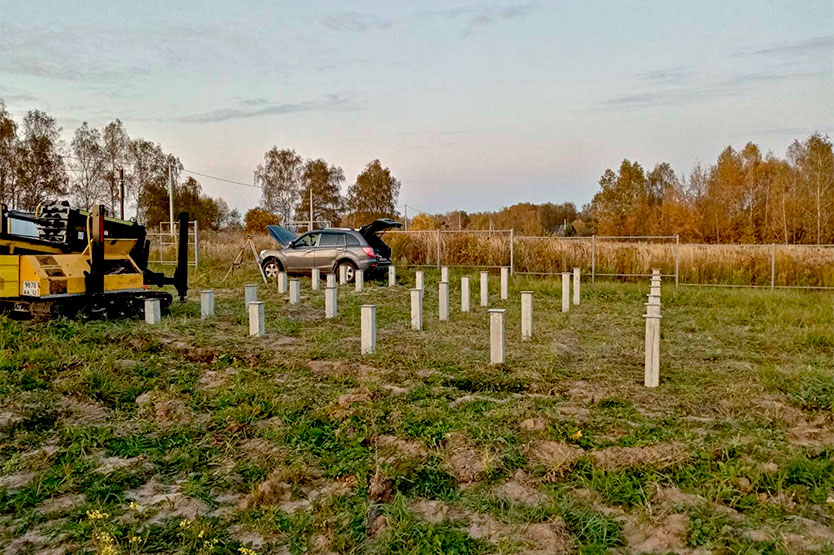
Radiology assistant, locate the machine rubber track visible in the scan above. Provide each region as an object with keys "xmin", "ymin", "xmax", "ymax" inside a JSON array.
[{"xmin": 1, "ymin": 291, "xmax": 173, "ymax": 321}]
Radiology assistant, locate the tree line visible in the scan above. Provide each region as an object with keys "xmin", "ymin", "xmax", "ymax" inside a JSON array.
[
  {"xmin": 409, "ymin": 202, "xmax": 582, "ymax": 236},
  {"xmin": 0, "ymin": 100, "xmax": 404, "ymax": 233},
  {"xmin": 404, "ymin": 133, "xmax": 834, "ymax": 245},
  {"xmin": 252, "ymin": 147, "xmax": 400, "ymax": 231},
  {"xmin": 0, "ymin": 101, "xmax": 236, "ymax": 230},
  {"xmin": 3, "ymin": 100, "xmax": 829, "ymax": 244},
  {"xmin": 589, "ymin": 133, "xmax": 834, "ymax": 244}
]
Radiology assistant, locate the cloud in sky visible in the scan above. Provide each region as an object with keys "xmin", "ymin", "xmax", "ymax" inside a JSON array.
[
  {"xmin": 601, "ymin": 69, "xmax": 827, "ymax": 109},
  {"xmin": 634, "ymin": 67, "xmax": 695, "ymax": 86},
  {"xmin": 601, "ymin": 34, "xmax": 833, "ymax": 110},
  {"xmin": 321, "ymin": 12, "xmax": 393, "ymax": 32},
  {"xmin": 173, "ymin": 95, "xmax": 362, "ymax": 123},
  {"xmin": 738, "ymin": 34, "xmax": 834, "ymax": 58},
  {"xmin": 321, "ymin": 3, "xmax": 534, "ymax": 36},
  {"xmin": 0, "ymin": 85, "xmax": 37, "ymax": 105}
]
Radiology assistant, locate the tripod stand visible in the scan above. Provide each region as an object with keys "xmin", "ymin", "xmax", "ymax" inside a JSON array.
[{"xmin": 222, "ymin": 236, "xmax": 268, "ymax": 283}]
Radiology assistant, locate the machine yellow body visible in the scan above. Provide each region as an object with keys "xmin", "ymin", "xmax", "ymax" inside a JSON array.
[
  {"xmin": 5, "ymin": 239, "xmax": 144, "ymax": 299},
  {"xmin": 0, "ymin": 203, "xmax": 189, "ymax": 319}
]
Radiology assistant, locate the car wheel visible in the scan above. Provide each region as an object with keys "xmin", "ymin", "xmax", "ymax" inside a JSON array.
[
  {"xmin": 262, "ymin": 258, "xmax": 282, "ymax": 279},
  {"xmin": 338, "ymin": 261, "xmax": 357, "ymax": 283}
]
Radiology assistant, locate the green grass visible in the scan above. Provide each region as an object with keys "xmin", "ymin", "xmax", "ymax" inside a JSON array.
[{"xmin": 0, "ymin": 265, "xmax": 832, "ymax": 553}]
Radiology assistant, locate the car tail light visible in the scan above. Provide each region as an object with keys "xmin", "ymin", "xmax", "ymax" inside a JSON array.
[{"xmin": 362, "ymin": 246, "xmax": 376, "ymax": 257}]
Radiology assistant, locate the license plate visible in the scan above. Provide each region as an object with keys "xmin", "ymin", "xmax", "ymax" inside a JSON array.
[{"xmin": 22, "ymin": 281, "xmax": 40, "ymax": 297}]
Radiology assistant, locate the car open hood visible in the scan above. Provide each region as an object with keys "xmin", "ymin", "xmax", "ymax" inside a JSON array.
[
  {"xmin": 266, "ymin": 225, "xmax": 297, "ymax": 247},
  {"xmin": 358, "ymin": 218, "xmax": 403, "ymax": 237}
]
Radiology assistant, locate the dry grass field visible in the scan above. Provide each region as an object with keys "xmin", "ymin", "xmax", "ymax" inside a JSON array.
[
  {"xmin": 0, "ymin": 262, "xmax": 832, "ymax": 554},
  {"xmin": 152, "ymin": 230, "xmax": 834, "ymax": 289}
]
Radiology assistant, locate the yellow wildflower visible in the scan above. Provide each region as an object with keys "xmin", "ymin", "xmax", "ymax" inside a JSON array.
[{"xmin": 86, "ymin": 509, "xmax": 110, "ymax": 521}]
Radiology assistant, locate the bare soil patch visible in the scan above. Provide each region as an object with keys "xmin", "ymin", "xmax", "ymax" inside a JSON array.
[
  {"xmin": 58, "ymin": 395, "xmax": 108, "ymax": 426},
  {"xmin": 308, "ymin": 360, "xmax": 382, "ymax": 380},
  {"xmin": 239, "ymin": 469, "xmax": 354, "ymax": 512},
  {"xmin": 94, "ymin": 452, "xmax": 153, "ymax": 474},
  {"xmin": 589, "ymin": 443, "xmax": 688, "ymax": 471},
  {"xmin": 492, "ymin": 470, "xmax": 546, "ymax": 506},
  {"xmin": 519, "ymin": 417, "xmax": 547, "ymax": 432},
  {"xmin": 125, "ymin": 477, "xmax": 208, "ymax": 524},
  {"xmin": 35, "ymin": 494, "xmax": 85, "ymax": 516},
  {"xmin": 525, "ymin": 440, "xmax": 583, "ymax": 475},
  {"xmin": 443, "ymin": 433, "xmax": 486, "ymax": 483},
  {"xmin": 782, "ymin": 516, "xmax": 834, "ymax": 552},
  {"xmin": 135, "ymin": 389, "xmax": 192, "ymax": 425},
  {"xmin": 0, "ymin": 472, "xmax": 36, "ymax": 491},
  {"xmin": 197, "ymin": 367, "xmax": 237, "ymax": 391},
  {"xmin": 410, "ymin": 499, "xmax": 573, "ymax": 553},
  {"xmin": 375, "ymin": 435, "xmax": 428, "ymax": 461},
  {"xmin": 621, "ymin": 512, "xmax": 691, "ymax": 554}
]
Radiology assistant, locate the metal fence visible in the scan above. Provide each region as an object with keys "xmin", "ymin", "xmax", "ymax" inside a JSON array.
[
  {"xmin": 385, "ymin": 230, "xmax": 834, "ymax": 290},
  {"xmin": 147, "ymin": 220, "xmax": 200, "ymax": 267}
]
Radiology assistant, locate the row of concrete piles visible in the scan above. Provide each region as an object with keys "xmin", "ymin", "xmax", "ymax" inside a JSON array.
[
  {"xmin": 144, "ymin": 264, "xmax": 585, "ymax": 365},
  {"xmin": 407, "ymin": 266, "xmax": 582, "ymax": 365}
]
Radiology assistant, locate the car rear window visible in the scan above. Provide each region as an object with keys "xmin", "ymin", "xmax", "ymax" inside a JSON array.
[
  {"xmin": 345, "ymin": 234, "xmax": 360, "ymax": 247},
  {"xmin": 318, "ymin": 233, "xmax": 345, "ymax": 247}
]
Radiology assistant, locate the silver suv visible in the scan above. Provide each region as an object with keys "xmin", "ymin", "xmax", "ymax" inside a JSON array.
[{"xmin": 259, "ymin": 219, "xmax": 402, "ymax": 282}]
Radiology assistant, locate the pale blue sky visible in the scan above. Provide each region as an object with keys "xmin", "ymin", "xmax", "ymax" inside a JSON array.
[{"xmin": 1, "ymin": 1, "xmax": 832, "ymax": 215}]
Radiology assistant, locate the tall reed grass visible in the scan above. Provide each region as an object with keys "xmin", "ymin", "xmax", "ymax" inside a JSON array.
[{"xmin": 151, "ymin": 230, "xmax": 834, "ymax": 288}]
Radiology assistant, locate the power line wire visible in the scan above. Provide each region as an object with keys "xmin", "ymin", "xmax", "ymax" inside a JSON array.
[{"xmin": 181, "ymin": 168, "xmax": 261, "ymax": 189}]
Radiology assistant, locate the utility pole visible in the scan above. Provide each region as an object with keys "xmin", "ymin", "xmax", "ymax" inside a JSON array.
[
  {"xmin": 118, "ymin": 168, "xmax": 125, "ymax": 220},
  {"xmin": 168, "ymin": 164, "xmax": 175, "ymax": 237},
  {"xmin": 404, "ymin": 205, "xmax": 408, "ymax": 231},
  {"xmin": 309, "ymin": 188, "xmax": 313, "ymax": 232}
]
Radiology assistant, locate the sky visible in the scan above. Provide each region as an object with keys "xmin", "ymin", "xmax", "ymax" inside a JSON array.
[{"xmin": 1, "ymin": 0, "xmax": 832, "ymax": 217}]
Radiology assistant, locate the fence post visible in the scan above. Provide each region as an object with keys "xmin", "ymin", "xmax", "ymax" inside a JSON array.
[
  {"xmin": 771, "ymin": 243, "xmax": 775, "ymax": 290},
  {"xmin": 591, "ymin": 235, "xmax": 596, "ymax": 283},
  {"xmin": 509, "ymin": 228, "xmax": 514, "ymax": 276},
  {"xmin": 561, "ymin": 272, "xmax": 570, "ymax": 313},
  {"xmin": 436, "ymin": 229, "xmax": 441, "ymax": 270},
  {"xmin": 675, "ymin": 234, "xmax": 681, "ymax": 289},
  {"xmin": 193, "ymin": 220, "xmax": 199, "ymax": 267},
  {"xmin": 461, "ymin": 276, "xmax": 470, "ymax": 312}
]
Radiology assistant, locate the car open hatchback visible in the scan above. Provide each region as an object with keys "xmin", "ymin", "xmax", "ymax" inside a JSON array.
[{"xmin": 258, "ymin": 218, "xmax": 402, "ymax": 283}]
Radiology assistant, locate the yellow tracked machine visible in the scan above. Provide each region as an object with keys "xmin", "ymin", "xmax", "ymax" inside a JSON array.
[{"xmin": 0, "ymin": 202, "xmax": 188, "ymax": 319}]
